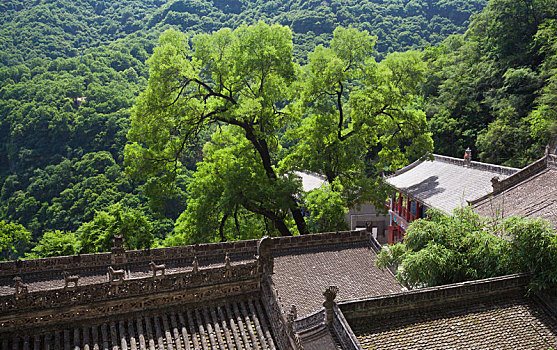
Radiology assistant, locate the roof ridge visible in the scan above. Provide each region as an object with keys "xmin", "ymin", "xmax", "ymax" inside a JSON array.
[
  {"xmin": 338, "ymin": 274, "xmax": 529, "ymax": 315},
  {"xmin": 386, "ymin": 153, "xmax": 519, "ymax": 180},
  {"xmin": 0, "ymin": 239, "xmax": 260, "ymax": 276},
  {"xmin": 470, "ymin": 155, "xmax": 550, "ymax": 206},
  {"xmin": 271, "ymin": 230, "xmax": 371, "ymax": 251},
  {"xmin": 433, "ymin": 154, "xmax": 519, "ymax": 175},
  {"xmin": 385, "ymin": 153, "xmax": 432, "ymax": 179}
]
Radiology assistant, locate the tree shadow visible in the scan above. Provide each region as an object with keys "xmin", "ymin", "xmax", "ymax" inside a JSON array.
[{"xmin": 403, "ymin": 175, "xmax": 445, "ymax": 200}]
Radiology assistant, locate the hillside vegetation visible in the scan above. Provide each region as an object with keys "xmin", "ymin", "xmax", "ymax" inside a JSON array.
[
  {"xmin": 0, "ymin": 0, "xmax": 485, "ymax": 66},
  {"xmin": 423, "ymin": 0, "xmax": 557, "ymax": 166},
  {"xmin": 0, "ymin": 0, "xmax": 555, "ymax": 259}
]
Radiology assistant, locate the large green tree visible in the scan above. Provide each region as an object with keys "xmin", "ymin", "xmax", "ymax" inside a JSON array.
[
  {"xmin": 170, "ymin": 126, "xmax": 299, "ymax": 243},
  {"xmin": 282, "ymin": 26, "xmax": 432, "ymax": 205},
  {"xmin": 126, "ymin": 22, "xmax": 309, "ymax": 236},
  {"xmin": 126, "ymin": 23, "xmax": 432, "ymax": 238}
]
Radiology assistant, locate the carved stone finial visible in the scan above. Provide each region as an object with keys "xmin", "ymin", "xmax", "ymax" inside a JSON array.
[
  {"xmin": 62, "ymin": 271, "xmax": 79, "ymax": 290},
  {"xmin": 546, "ymin": 145, "xmax": 551, "ymax": 156},
  {"xmin": 112, "ymin": 234, "xmax": 125, "ymax": 251},
  {"xmin": 323, "ymin": 286, "xmax": 339, "ymax": 307},
  {"xmin": 257, "ymin": 236, "xmax": 274, "ymax": 274},
  {"xmin": 111, "ymin": 234, "xmax": 127, "ymax": 265},
  {"xmin": 13, "ymin": 276, "xmax": 28, "ymax": 296},
  {"xmin": 491, "ymin": 176, "xmax": 501, "ymax": 192},
  {"xmin": 192, "ymin": 256, "xmax": 199, "ymax": 274},
  {"xmin": 323, "ymin": 286, "xmax": 339, "ymax": 326},
  {"xmin": 464, "ymin": 147, "xmax": 472, "ymax": 165}
]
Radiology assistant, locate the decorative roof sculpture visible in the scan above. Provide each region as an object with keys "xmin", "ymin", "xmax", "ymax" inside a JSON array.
[{"xmin": 0, "ymin": 231, "xmax": 403, "ymax": 349}]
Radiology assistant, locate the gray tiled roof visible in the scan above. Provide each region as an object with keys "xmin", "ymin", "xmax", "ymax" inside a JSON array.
[
  {"xmin": 385, "ymin": 154, "xmax": 518, "ymax": 213},
  {"xmin": 271, "ymin": 238, "xmax": 403, "ymax": 318},
  {"xmin": 473, "ymin": 155, "xmax": 557, "ymax": 228},
  {"xmin": 350, "ymin": 291, "xmax": 557, "ymax": 349},
  {"xmin": 339, "ymin": 275, "xmax": 557, "ymax": 349},
  {"xmin": 1, "ymin": 298, "xmax": 277, "ymax": 350}
]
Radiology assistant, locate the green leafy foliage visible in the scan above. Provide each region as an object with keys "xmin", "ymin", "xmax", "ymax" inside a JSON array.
[
  {"xmin": 303, "ymin": 183, "xmax": 348, "ymax": 233},
  {"xmin": 423, "ymin": 0, "xmax": 557, "ymax": 166},
  {"xmin": 282, "ymin": 27, "xmax": 432, "ymax": 208},
  {"xmin": 27, "ymin": 230, "xmax": 78, "ymax": 258},
  {"xmin": 0, "ymin": 220, "xmax": 31, "ymax": 260},
  {"xmin": 0, "ymin": 0, "xmax": 163, "ymax": 65},
  {"xmin": 170, "ymin": 127, "xmax": 297, "ymax": 244},
  {"xmin": 126, "ymin": 23, "xmax": 309, "ymax": 237},
  {"xmin": 127, "ymin": 23, "xmax": 432, "ymax": 238},
  {"xmin": 376, "ymin": 207, "xmax": 557, "ymax": 291},
  {"xmin": 78, "ymin": 204, "xmax": 154, "ymax": 253}
]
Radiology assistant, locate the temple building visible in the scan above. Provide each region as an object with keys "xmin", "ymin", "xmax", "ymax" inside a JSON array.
[
  {"xmin": 385, "ymin": 149, "xmax": 522, "ymax": 243},
  {"xmin": 1, "ymin": 153, "xmax": 556, "ymax": 349},
  {"xmin": 1, "ymin": 230, "xmax": 556, "ymax": 349},
  {"xmin": 0, "ymin": 231, "xmax": 402, "ymax": 349}
]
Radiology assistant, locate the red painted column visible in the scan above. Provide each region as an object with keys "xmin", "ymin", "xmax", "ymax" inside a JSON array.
[
  {"xmin": 398, "ymin": 193, "xmax": 403, "ymax": 215},
  {"xmin": 388, "ymin": 226, "xmax": 394, "ymax": 244},
  {"xmin": 414, "ymin": 202, "xmax": 419, "ymax": 221},
  {"xmin": 406, "ymin": 197, "xmax": 411, "ymax": 222}
]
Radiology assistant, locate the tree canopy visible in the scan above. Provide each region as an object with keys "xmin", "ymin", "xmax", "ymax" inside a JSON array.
[
  {"xmin": 376, "ymin": 207, "xmax": 557, "ymax": 292},
  {"xmin": 126, "ymin": 22, "xmax": 432, "ymax": 240},
  {"xmin": 422, "ymin": 0, "xmax": 557, "ymax": 166}
]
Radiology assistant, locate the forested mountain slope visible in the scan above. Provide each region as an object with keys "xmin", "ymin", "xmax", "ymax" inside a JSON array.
[
  {"xmin": 146, "ymin": 0, "xmax": 486, "ymax": 61},
  {"xmin": 422, "ymin": 0, "xmax": 557, "ymax": 166},
  {"xmin": 0, "ymin": 0, "xmax": 165, "ymax": 65},
  {"xmin": 10, "ymin": 0, "xmax": 547, "ymax": 259},
  {"xmin": 0, "ymin": 0, "xmax": 485, "ymax": 66}
]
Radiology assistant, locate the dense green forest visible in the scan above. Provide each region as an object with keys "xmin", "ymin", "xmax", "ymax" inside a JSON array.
[
  {"xmin": 423, "ymin": 0, "xmax": 557, "ymax": 166},
  {"xmin": 0, "ymin": 0, "xmax": 555, "ymax": 259}
]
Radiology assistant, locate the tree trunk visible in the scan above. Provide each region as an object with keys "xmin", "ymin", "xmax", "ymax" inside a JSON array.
[
  {"xmin": 272, "ymin": 216, "xmax": 293, "ymax": 236},
  {"xmin": 289, "ymin": 196, "xmax": 310, "ymax": 235},
  {"xmin": 241, "ymin": 200, "xmax": 293, "ymax": 237},
  {"xmin": 243, "ymin": 126, "xmax": 310, "ymax": 235},
  {"xmin": 219, "ymin": 215, "xmax": 228, "ymax": 242}
]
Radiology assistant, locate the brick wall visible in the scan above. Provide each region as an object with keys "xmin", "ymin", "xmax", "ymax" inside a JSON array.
[
  {"xmin": 271, "ymin": 230, "xmax": 370, "ymax": 252},
  {"xmin": 338, "ymin": 274, "xmax": 529, "ymax": 319}
]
